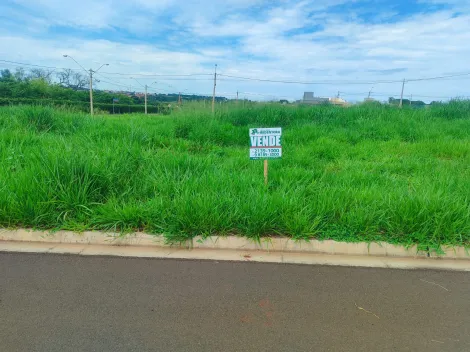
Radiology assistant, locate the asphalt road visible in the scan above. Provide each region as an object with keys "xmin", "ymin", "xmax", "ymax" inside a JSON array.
[{"xmin": 0, "ymin": 253, "xmax": 469, "ymax": 352}]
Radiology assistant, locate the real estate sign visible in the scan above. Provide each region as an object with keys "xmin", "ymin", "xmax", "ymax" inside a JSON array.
[{"xmin": 249, "ymin": 128, "xmax": 282, "ymax": 159}]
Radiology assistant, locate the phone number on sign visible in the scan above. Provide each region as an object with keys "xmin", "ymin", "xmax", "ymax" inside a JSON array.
[{"xmin": 251, "ymin": 148, "xmax": 282, "ymax": 158}]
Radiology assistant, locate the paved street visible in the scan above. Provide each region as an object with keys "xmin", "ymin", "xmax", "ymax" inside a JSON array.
[{"xmin": 0, "ymin": 253, "xmax": 469, "ymax": 352}]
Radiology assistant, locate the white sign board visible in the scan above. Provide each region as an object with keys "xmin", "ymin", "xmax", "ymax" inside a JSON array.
[{"xmin": 249, "ymin": 128, "xmax": 282, "ymax": 159}]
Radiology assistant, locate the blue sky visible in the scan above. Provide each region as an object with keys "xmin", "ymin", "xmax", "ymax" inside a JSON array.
[{"xmin": 1, "ymin": 0, "xmax": 469, "ymax": 102}]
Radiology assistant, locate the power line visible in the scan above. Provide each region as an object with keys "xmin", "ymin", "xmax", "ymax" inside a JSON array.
[
  {"xmin": 218, "ymin": 74, "xmax": 404, "ymax": 85},
  {"xmin": 3, "ymin": 58, "xmax": 470, "ymax": 84},
  {"xmin": 218, "ymin": 71, "xmax": 470, "ymax": 85},
  {"xmin": 4, "ymin": 58, "xmax": 470, "ymax": 85},
  {"xmin": 0, "ymin": 59, "xmax": 81, "ymax": 71},
  {"xmin": 0, "ymin": 59, "xmax": 212, "ymax": 78},
  {"xmin": 121, "ymin": 77, "xmax": 212, "ymax": 82},
  {"xmin": 103, "ymin": 72, "xmax": 212, "ymax": 77},
  {"xmin": 407, "ymin": 72, "xmax": 470, "ymax": 82},
  {"xmin": 94, "ymin": 73, "xmax": 131, "ymax": 89},
  {"xmin": 2, "ymin": 58, "xmax": 468, "ymax": 100},
  {"xmin": 95, "ymin": 78, "xmax": 131, "ymax": 89}
]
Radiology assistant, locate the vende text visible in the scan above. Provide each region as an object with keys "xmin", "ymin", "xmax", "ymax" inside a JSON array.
[{"xmin": 250, "ymin": 136, "xmax": 281, "ymax": 147}]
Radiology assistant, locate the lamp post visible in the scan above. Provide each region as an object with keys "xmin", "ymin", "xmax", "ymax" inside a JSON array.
[
  {"xmin": 151, "ymin": 81, "xmax": 159, "ymax": 113},
  {"xmin": 131, "ymin": 78, "xmax": 158, "ymax": 114},
  {"xmin": 129, "ymin": 84, "xmax": 132, "ymax": 113},
  {"xmin": 63, "ymin": 55, "xmax": 109, "ymax": 116}
]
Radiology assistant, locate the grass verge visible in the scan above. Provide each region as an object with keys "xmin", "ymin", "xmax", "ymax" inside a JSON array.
[{"xmin": 1, "ymin": 103, "xmax": 470, "ymax": 250}]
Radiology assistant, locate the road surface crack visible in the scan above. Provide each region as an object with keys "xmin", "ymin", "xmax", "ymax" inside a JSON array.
[
  {"xmin": 354, "ymin": 302, "xmax": 380, "ymax": 319},
  {"xmin": 431, "ymin": 339, "xmax": 444, "ymax": 344},
  {"xmin": 420, "ymin": 279, "xmax": 449, "ymax": 291}
]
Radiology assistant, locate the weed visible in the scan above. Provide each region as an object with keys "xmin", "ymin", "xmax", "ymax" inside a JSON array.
[{"xmin": 1, "ymin": 103, "xmax": 470, "ymax": 248}]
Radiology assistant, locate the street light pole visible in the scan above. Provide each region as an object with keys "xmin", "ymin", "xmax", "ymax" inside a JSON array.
[
  {"xmin": 212, "ymin": 64, "xmax": 217, "ymax": 115},
  {"xmin": 130, "ymin": 77, "xmax": 157, "ymax": 115},
  {"xmin": 89, "ymin": 69, "xmax": 94, "ymax": 115},
  {"xmin": 399, "ymin": 79, "xmax": 406, "ymax": 108},
  {"xmin": 151, "ymin": 81, "xmax": 158, "ymax": 113},
  {"xmin": 129, "ymin": 85, "xmax": 132, "ymax": 113},
  {"xmin": 63, "ymin": 55, "xmax": 108, "ymax": 116},
  {"xmin": 144, "ymin": 85, "xmax": 148, "ymax": 115},
  {"xmin": 131, "ymin": 78, "xmax": 156, "ymax": 115}
]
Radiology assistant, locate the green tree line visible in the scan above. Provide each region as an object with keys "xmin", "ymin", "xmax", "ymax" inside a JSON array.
[{"xmin": 0, "ymin": 67, "xmax": 226, "ymax": 114}]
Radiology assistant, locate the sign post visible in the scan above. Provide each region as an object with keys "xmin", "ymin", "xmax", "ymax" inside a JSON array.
[
  {"xmin": 249, "ymin": 128, "xmax": 282, "ymax": 186},
  {"xmin": 264, "ymin": 159, "xmax": 269, "ymax": 185}
]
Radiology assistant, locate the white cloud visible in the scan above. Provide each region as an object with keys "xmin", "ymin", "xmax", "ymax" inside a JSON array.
[
  {"xmin": 1, "ymin": 0, "xmax": 470, "ymax": 102},
  {"xmin": 12, "ymin": 0, "xmax": 115, "ymax": 29}
]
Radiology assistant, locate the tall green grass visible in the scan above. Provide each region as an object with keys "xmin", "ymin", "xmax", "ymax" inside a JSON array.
[{"xmin": 1, "ymin": 103, "xmax": 470, "ymax": 250}]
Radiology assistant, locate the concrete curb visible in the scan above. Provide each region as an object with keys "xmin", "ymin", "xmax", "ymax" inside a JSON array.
[
  {"xmin": 0, "ymin": 241, "xmax": 469, "ymax": 271},
  {"xmin": 0, "ymin": 228, "xmax": 469, "ymax": 259}
]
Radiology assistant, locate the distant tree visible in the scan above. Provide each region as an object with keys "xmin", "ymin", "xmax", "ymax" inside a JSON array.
[
  {"xmin": 0, "ymin": 64, "xmax": 224, "ymax": 114},
  {"xmin": 362, "ymin": 99, "xmax": 382, "ymax": 106},
  {"xmin": 29, "ymin": 68, "xmax": 55, "ymax": 84},
  {"xmin": 389, "ymin": 97, "xmax": 412, "ymax": 105},
  {"xmin": 56, "ymin": 69, "xmax": 87, "ymax": 89},
  {"xmin": 1, "ymin": 69, "xmax": 13, "ymax": 81},
  {"xmin": 14, "ymin": 67, "xmax": 28, "ymax": 81}
]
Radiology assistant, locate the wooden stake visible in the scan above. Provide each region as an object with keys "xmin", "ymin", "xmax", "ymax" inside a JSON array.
[{"xmin": 264, "ymin": 159, "xmax": 268, "ymax": 186}]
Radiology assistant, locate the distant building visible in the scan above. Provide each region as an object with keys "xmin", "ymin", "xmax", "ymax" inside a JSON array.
[
  {"xmin": 303, "ymin": 92, "xmax": 314, "ymax": 100},
  {"xmin": 301, "ymin": 92, "xmax": 330, "ymax": 105},
  {"xmin": 329, "ymin": 97, "xmax": 348, "ymax": 106}
]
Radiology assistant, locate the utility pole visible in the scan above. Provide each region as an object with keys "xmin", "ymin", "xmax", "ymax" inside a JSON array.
[
  {"xmin": 131, "ymin": 77, "xmax": 152, "ymax": 114},
  {"xmin": 237, "ymin": 91, "xmax": 239, "ymax": 104},
  {"xmin": 399, "ymin": 79, "xmax": 406, "ymax": 108},
  {"xmin": 89, "ymin": 69, "xmax": 94, "ymax": 115},
  {"xmin": 368, "ymin": 86, "xmax": 374, "ymax": 99},
  {"xmin": 63, "ymin": 55, "xmax": 108, "ymax": 116},
  {"xmin": 129, "ymin": 85, "xmax": 131, "ymax": 113},
  {"xmin": 337, "ymin": 91, "xmax": 340, "ymax": 98},
  {"xmin": 144, "ymin": 85, "xmax": 148, "ymax": 115},
  {"xmin": 212, "ymin": 64, "xmax": 217, "ymax": 115}
]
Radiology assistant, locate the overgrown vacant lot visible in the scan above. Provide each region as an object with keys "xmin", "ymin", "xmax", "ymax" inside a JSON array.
[{"xmin": 1, "ymin": 103, "xmax": 470, "ymax": 250}]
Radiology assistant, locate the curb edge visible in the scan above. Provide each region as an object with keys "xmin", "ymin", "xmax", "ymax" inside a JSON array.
[{"xmin": 0, "ymin": 229, "xmax": 468, "ymax": 259}]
